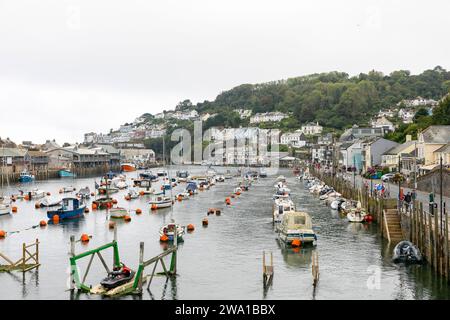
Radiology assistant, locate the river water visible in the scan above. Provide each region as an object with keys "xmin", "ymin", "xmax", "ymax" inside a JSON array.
[{"xmin": 0, "ymin": 166, "xmax": 449, "ymax": 300}]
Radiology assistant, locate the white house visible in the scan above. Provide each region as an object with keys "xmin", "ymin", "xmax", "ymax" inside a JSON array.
[
  {"xmin": 371, "ymin": 116, "xmax": 395, "ymax": 132},
  {"xmin": 301, "ymin": 122, "xmax": 323, "ymax": 135},
  {"xmin": 398, "ymin": 108, "xmax": 415, "ymax": 124},
  {"xmin": 249, "ymin": 112, "xmax": 287, "ymax": 124},
  {"xmin": 280, "ymin": 131, "xmax": 306, "ymax": 148}
]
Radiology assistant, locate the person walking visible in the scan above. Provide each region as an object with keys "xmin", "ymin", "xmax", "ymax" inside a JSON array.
[{"xmin": 404, "ymin": 192, "xmax": 412, "ymax": 213}]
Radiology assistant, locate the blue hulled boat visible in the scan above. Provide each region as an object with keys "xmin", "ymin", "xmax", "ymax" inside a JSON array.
[
  {"xmin": 47, "ymin": 197, "xmax": 86, "ymax": 220},
  {"xmin": 59, "ymin": 169, "xmax": 77, "ymax": 178},
  {"xmin": 19, "ymin": 170, "xmax": 35, "ymax": 183}
]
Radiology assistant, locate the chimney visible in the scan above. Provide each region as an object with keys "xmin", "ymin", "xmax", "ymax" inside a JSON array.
[{"xmin": 405, "ymin": 134, "xmax": 412, "ymax": 142}]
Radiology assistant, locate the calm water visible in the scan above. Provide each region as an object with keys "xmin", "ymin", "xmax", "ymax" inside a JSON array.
[{"xmin": 0, "ymin": 166, "xmax": 449, "ymax": 300}]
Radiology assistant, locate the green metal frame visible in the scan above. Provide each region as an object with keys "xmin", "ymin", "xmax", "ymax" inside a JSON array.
[{"xmin": 70, "ymin": 240, "xmax": 120, "ymax": 292}]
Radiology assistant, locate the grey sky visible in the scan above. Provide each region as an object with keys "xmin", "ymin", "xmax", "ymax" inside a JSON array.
[{"xmin": 1, "ymin": 0, "xmax": 449, "ymax": 144}]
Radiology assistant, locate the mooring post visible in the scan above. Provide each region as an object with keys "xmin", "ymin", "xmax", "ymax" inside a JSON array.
[
  {"xmin": 35, "ymin": 239, "xmax": 39, "ymax": 265},
  {"xmin": 138, "ymin": 242, "xmax": 144, "ymax": 293},
  {"xmin": 69, "ymin": 235, "xmax": 75, "ymax": 291}
]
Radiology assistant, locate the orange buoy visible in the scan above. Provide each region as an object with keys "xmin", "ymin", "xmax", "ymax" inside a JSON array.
[
  {"xmin": 236, "ymin": 191, "xmax": 241, "ymax": 196},
  {"xmin": 12, "ymin": 206, "xmax": 18, "ymax": 213},
  {"xmin": 187, "ymin": 224, "xmax": 195, "ymax": 232},
  {"xmin": 151, "ymin": 204, "xmax": 157, "ymax": 211},
  {"xmin": 177, "ymin": 195, "xmax": 182, "ymax": 201},
  {"xmin": 112, "ymin": 199, "xmax": 118, "ymax": 204},
  {"xmin": 207, "ymin": 208, "xmax": 214, "ymax": 215},
  {"xmin": 109, "ymin": 221, "xmax": 116, "ymax": 229},
  {"xmin": 215, "ymin": 209, "xmax": 221, "ymax": 216},
  {"xmin": 35, "ymin": 202, "xmax": 41, "ymax": 209},
  {"xmin": 0, "ymin": 230, "xmax": 6, "ymax": 238},
  {"xmin": 225, "ymin": 197, "xmax": 231, "ymax": 205},
  {"xmin": 92, "ymin": 203, "xmax": 98, "ymax": 210},
  {"xmin": 80, "ymin": 234, "xmax": 90, "ymax": 242},
  {"xmin": 24, "ymin": 195, "xmax": 30, "ymax": 201},
  {"xmin": 125, "ymin": 195, "xmax": 131, "ymax": 201},
  {"xmin": 106, "ymin": 202, "xmax": 112, "ymax": 209},
  {"xmin": 84, "ymin": 207, "xmax": 90, "ymax": 213},
  {"xmin": 160, "ymin": 234, "xmax": 169, "ymax": 242},
  {"xmin": 189, "ymin": 191, "xmax": 193, "ymax": 196},
  {"xmin": 46, "ymin": 192, "xmax": 51, "ymax": 196},
  {"xmin": 139, "ymin": 191, "xmax": 145, "ymax": 196},
  {"xmin": 59, "ymin": 189, "xmax": 63, "ymax": 194},
  {"xmin": 52, "ymin": 215, "xmax": 60, "ymax": 224},
  {"xmin": 39, "ymin": 220, "xmax": 47, "ymax": 227},
  {"xmin": 136, "ymin": 208, "xmax": 142, "ymax": 214},
  {"xmin": 202, "ymin": 218, "xmax": 209, "ymax": 226},
  {"xmin": 291, "ymin": 239, "xmax": 302, "ymax": 247},
  {"xmin": 124, "ymin": 215, "xmax": 131, "ymax": 222}
]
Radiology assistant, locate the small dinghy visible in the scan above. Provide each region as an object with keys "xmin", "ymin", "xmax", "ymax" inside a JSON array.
[
  {"xmin": 393, "ymin": 241, "xmax": 423, "ymax": 264},
  {"xmin": 100, "ymin": 264, "xmax": 135, "ymax": 290},
  {"xmin": 347, "ymin": 209, "xmax": 367, "ymax": 223},
  {"xmin": 149, "ymin": 195, "xmax": 173, "ymax": 209},
  {"xmin": 77, "ymin": 187, "xmax": 91, "ymax": 199},
  {"xmin": 330, "ymin": 198, "xmax": 346, "ymax": 210},
  {"xmin": 159, "ymin": 222, "xmax": 185, "ymax": 242},
  {"xmin": 110, "ymin": 207, "xmax": 128, "ymax": 219},
  {"xmin": 126, "ymin": 189, "xmax": 139, "ymax": 199}
]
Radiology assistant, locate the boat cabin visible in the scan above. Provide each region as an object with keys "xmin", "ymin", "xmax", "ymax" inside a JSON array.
[{"xmin": 61, "ymin": 197, "xmax": 82, "ymax": 211}]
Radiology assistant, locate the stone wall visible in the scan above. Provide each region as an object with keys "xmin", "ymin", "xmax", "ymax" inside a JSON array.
[{"xmin": 416, "ymin": 167, "xmax": 450, "ymax": 197}]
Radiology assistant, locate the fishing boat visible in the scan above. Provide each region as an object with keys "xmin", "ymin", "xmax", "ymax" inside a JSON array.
[
  {"xmin": 121, "ymin": 163, "xmax": 136, "ymax": 172},
  {"xmin": 59, "ymin": 169, "xmax": 76, "ymax": 178},
  {"xmin": 18, "ymin": 170, "xmax": 35, "ymax": 183},
  {"xmin": 185, "ymin": 182, "xmax": 198, "ymax": 195},
  {"xmin": 38, "ymin": 196, "xmax": 62, "ymax": 207},
  {"xmin": 112, "ymin": 178, "xmax": 128, "ymax": 190},
  {"xmin": 176, "ymin": 170, "xmax": 189, "ymax": 182},
  {"xmin": 392, "ymin": 241, "xmax": 423, "ymax": 264},
  {"xmin": 47, "ymin": 197, "xmax": 86, "ymax": 220},
  {"xmin": 134, "ymin": 179, "xmax": 154, "ymax": 195},
  {"xmin": 156, "ymin": 169, "xmax": 168, "ymax": 177},
  {"xmin": 0, "ymin": 198, "xmax": 11, "ymax": 216},
  {"xmin": 61, "ymin": 186, "xmax": 76, "ymax": 193},
  {"xmin": 273, "ymin": 198, "xmax": 296, "ymax": 225},
  {"xmin": 159, "ymin": 222, "xmax": 185, "ymax": 242},
  {"xmin": 278, "ymin": 211, "xmax": 317, "ymax": 245},
  {"xmin": 126, "ymin": 189, "xmax": 139, "ymax": 199},
  {"xmin": 149, "ymin": 195, "xmax": 173, "ymax": 209},
  {"xmin": 139, "ymin": 171, "xmax": 159, "ymax": 182},
  {"xmin": 259, "ymin": 168, "xmax": 267, "ymax": 178},
  {"xmin": 109, "ymin": 207, "xmax": 129, "ymax": 219},
  {"xmin": 76, "ymin": 187, "xmax": 91, "ymax": 200},
  {"xmin": 27, "ymin": 189, "xmax": 46, "ymax": 200},
  {"xmin": 98, "ymin": 185, "xmax": 119, "ymax": 195},
  {"xmin": 92, "ymin": 197, "xmax": 114, "ymax": 210}
]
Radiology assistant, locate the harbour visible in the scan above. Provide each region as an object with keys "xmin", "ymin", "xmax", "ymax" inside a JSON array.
[{"xmin": 1, "ymin": 166, "xmax": 449, "ymax": 300}]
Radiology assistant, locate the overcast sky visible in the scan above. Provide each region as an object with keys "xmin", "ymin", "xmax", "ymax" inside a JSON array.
[{"xmin": 1, "ymin": 0, "xmax": 449, "ymax": 144}]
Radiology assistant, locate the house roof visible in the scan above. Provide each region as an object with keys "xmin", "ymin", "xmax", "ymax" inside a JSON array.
[
  {"xmin": 0, "ymin": 148, "xmax": 27, "ymax": 157},
  {"xmin": 434, "ymin": 143, "xmax": 450, "ymax": 154},
  {"xmin": 421, "ymin": 126, "xmax": 450, "ymax": 144},
  {"xmin": 383, "ymin": 141, "xmax": 416, "ymax": 155}
]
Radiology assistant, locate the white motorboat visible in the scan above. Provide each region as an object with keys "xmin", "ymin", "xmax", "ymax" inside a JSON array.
[
  {"xmin": 38, "ymin": 196, "xmax": 62, "ymax": 207},
  {"xmin": 347, "ymin": 210, "xmax": 367, "ymax": 223},
  {"xmin": 0, "ymin": 198, "xmax": 11, "ymax": 216},
  {"xmin": 126, "ymin": 189, "xmax": 139, "ymax": 199},
  {"xmin": 28, "ymin": 189, "xmax": 46, "ymax": 199},
  {"xmin": 273, "ymin": 198, "xmax": 296, "ymax": 225},
  {"xmin": 278, "ymin": 211, "xmax": 317, "ymax": 245},
  {"xmin": 149, "ymin": 195, "xmax": 173, "ymax": 209}
]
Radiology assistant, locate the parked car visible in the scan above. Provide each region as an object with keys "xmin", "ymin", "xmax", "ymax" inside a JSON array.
[{"xmin": 381, "ymin": 173, "xmax": 395, "ymax": 182}]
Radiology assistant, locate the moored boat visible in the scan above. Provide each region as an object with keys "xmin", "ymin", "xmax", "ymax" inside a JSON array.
[
  {"xmin": 159, "ymin": 222, "xmax": 185, "ymax": 242},
  {"xmin": 0, "ymin": 199, "xmax": 11, "ymax": 216},
  {"xmin": 278, "ymin": 211, "xmax": 317, "ymax": 245},
  {"xmin": 47, "ymin": 197, "xmax": 86, "ymax": 220},
  {"xmin": 121, "ymin": 163, "xmax": 136, "ymax": 172},
  {"xmin": 110, "ymin": 207, "xmax": 129, "ymax": 219},
  {"xmin": 149, "ymin": 195, "xmax": 173, "ymax": 209},
  {"xmin": 59, "ymin": 169, "xmax": 77, "ymax": 178},
  {"xmin": 19, "ymin": 170, "xmax": 35, "ymax": 183},
  {"xmin": 38, "ymin": 196, "xmax": 62, "ymax": 207},
  {"xmin": 392, "ymin": 241, "xmax": 423, "ymax": 264}
]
